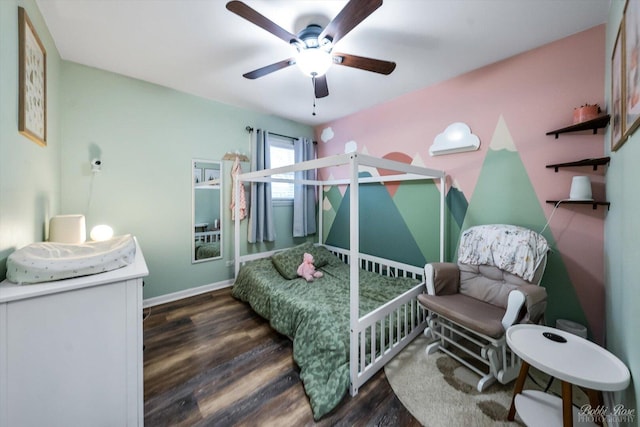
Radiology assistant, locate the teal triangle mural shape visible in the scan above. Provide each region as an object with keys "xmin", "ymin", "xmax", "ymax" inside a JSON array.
[
  {"xmin": 447, "ymin": 185, "xmax": 467, "ymax": 229},
  {"xmin": 321, "ymin": 186, "xmax": 341, "ymax": 242},
  {"xmin": 445, "ymin": 185, "xmax": 467, "ymax": 261},
  {"xmin": 460, "ymin": 116, "xmax": 589, "ymax": 336},
  {"xmin": 325, "ymin": 173, "xmax": 426, "ymax": 267},
  {"xmin": 324, "ymin": 185, "xmax": 343, "ymax": 214},
  {"xmin": 392, "ymin": 180, "xmax": 441, "ymax": 264}
]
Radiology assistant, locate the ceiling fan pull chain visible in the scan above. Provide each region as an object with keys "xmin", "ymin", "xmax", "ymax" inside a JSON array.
[{"xmin": 312, "ymin": 76, "xmax": 317, "ymax": 116}]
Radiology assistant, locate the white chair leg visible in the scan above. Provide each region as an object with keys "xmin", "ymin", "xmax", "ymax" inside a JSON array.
[
  {"xmin": 425, "ymin": 340, "xmax": 441, "ymax": 356},
  {"xmin": 486, "ymin": 347, "xmax": 501, "ymax": 376},
  {"xmin": 477, "ymin": 374, "xmax": 496, "ymax": 392},
  {"xmin": 497, "ymin": 364, "xmax": 520, "ymax": 385}
]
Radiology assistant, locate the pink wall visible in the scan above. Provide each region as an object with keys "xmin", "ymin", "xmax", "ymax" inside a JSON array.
[{"xmin": 316, "ymin": 25, "xmax": 607, "ymax": 342}]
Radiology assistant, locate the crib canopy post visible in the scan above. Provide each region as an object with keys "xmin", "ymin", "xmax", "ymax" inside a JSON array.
[
  {"xmin": 234, "ymin": 176, "xmax": 241, "ymax": 276},
  {"xmin": 440, "ymin": 175, "xmax": 446, "ymax": 262},
  {"xmin": 349, "ymin": 153, "xmax": 360, "ymax": 395}
]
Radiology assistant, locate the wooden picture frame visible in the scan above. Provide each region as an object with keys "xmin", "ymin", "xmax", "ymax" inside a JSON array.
[
  {"xmin": 612, "ymin": 18, "xmax": 626, "ymax": 151},
  {"xmin": 18, "ymin": 7, "xmax": 47, "ymax": 147},
  {"xmin": 624, "ymin": 0, "xmax": 640, "ymax": 139}
]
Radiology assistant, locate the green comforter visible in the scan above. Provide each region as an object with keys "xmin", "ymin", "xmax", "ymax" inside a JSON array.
[
  {"xmin": 232, "ymin": 255, "xmax": 418, "ymax": 420},
  {"xmin": 195, "ymin": 241, "xmax": 220, "ymax": 260}
]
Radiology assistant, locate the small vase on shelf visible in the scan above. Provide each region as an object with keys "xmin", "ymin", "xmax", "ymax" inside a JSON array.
[{"xmin": 573, "ymin": 103, "xmax": 601, "ymax": 124}]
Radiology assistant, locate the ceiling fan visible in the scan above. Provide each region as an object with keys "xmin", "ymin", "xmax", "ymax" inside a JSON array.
[{"xmin": 225, "ymin": 0, "xmax": 396, "ymax": 100}]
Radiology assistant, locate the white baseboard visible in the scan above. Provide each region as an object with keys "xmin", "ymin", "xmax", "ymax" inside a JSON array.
[{"xmin": 143, "ymin": 279, "xmax": 233, "ymax": 308}]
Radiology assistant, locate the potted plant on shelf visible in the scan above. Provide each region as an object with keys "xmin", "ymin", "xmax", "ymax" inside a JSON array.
[{"xmin": 573, "ymin": 103, "xmax": 601, "ymax": 124}]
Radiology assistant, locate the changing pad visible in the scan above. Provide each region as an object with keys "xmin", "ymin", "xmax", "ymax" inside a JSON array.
[{"xmin": 6, "ymin": 234, "xmax": 136, "ymax": 284}]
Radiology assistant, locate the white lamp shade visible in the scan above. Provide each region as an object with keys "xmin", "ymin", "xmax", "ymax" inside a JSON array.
[
  {"xmin": 296, "ymin": 48, "xmax": 332, "ymax": 77},
  {"xmin": 569, "ymin": 176, "xmax": 592, "ymax": 200},
  {"xmin": 49, "ymin": 215, "xmax": 86, "ymax": 243}
]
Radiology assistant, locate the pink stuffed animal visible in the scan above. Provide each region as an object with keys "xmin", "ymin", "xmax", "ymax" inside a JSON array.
[{"xmin": 297, "ymin": 252, "xmax": 324, "ymax": 282}]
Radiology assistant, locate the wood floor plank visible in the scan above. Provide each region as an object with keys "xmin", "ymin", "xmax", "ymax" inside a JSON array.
[
  {"xmin": 196, "ymin": 347, "xmax": 294, "ymax": 418},
  {"xmin": 144, "ymin": 287, "xmax": 421, "ymax": 426}
]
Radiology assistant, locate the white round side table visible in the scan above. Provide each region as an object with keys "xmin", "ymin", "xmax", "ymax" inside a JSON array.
[{"xmin": 506, "ymin": 324, "xmax": 630, "ymax": 427}]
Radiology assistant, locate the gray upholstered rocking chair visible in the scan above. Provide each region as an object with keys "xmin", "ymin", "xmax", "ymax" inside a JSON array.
[{"xmin": 418, "ymin": 224, "xmax": 549, "ymax": 392}]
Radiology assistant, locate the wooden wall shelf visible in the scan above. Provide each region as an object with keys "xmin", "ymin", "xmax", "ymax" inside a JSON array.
[
  {"xmin": 546, "ymin": 115, "xmax": 610, "ymax": 139},
  {"xmin": 546, "ymin": 200, "xmax": 610, "ymax": 210},
  {"xmin": 546, "ymin": 157, "xmax": 611, "ymax": 172}
]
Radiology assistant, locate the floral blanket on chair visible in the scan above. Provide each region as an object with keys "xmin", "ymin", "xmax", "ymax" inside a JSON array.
[{"xmin": 458, "ymin": 224, "xmax": 549, "ymax": 282}]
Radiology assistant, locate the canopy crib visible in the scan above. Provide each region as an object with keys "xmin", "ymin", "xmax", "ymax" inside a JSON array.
[{"xmin": 232, "ymin": 152, "xmax": 446, "ymax": 419}]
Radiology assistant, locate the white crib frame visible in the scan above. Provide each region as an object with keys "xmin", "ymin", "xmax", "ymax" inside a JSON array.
[
  {"xmin": 233, "ymin": 152, "xmax": 446, "ymax": 396},
  {"xmin": 194, "ymin": 230, "xmax": 221, "ymax": 243}
]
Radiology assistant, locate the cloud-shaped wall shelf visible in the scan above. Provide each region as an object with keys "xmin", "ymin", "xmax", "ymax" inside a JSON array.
[{"xmin": 430, "ymin": 122, "xmax": 480, "ymax": 156}]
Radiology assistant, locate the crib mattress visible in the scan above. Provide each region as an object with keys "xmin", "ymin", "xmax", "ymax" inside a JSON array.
[{"xmin": 6, "ymin": 234, "xmax": 136, "ymax": 284}]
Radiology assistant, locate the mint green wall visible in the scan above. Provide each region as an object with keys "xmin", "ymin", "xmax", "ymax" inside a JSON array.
[
  {"xmin": 605, "ymin": 1, "xmax": 639, "ymax": 414},
  {"xmin": 59, "ymin": 62, "xmax": 312, "ymax": 299},
  {"xmin": 0, "ymin": 0, "xmax": 61, "ymax": 279}
]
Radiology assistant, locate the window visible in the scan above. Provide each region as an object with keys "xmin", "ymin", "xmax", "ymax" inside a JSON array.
[{"xmin": 269, "ymin": 137, "xmax": 295, "ymax": 200}]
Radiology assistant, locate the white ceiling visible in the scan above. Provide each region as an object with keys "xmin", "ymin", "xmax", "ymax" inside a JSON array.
[{"xmin": 36, "ymin": 0, "xmax": 610, "ymax": 126}]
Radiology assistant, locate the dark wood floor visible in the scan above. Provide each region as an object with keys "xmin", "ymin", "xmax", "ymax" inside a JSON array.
[{"xmin": 143, "ymin": 287, "xmax": 421, "ymax": 426}]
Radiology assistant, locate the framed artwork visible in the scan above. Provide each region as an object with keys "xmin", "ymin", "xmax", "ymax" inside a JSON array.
[
  {"xmin": 612, "ymin": 19, "xmax": 626, "ymax": 151},
  {"xmin": 18, "ymin": 7, "xmax": 47, "ymax": 147},
  {"xmin": 193, "ymin": 168, "xmax": 202, "ymax": 184},
  {"xmin": 625, "ymin": 0, "xmax": 640, "ymax": 138}
]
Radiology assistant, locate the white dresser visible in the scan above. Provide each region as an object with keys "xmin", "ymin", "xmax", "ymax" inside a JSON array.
[{"xmin": 0, "ymin": 240, "xmax": 148, "ymax": 427}]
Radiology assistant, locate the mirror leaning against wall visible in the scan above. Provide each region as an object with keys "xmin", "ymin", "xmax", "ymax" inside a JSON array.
[{"xmin": 192, "ymin": 159, "xmax": 223, "ymax": 263}]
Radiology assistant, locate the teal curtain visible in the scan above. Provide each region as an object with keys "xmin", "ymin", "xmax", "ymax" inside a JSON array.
[
  {"xmin": 248, "ymin": 130, "xmax": 276, "ymax": 243},
  {"xmin": 293, "ymin": 137, "xmax": 317, "ymax": 237}
]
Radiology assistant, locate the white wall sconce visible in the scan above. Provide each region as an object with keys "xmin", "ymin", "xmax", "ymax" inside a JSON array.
[
  {"xmin": 430, "ymin": 122, "xmax": 480, "ymax": 156},
  {"xmin": 344, "ymin": 140, "xmax": 358, "ymax": 153}
]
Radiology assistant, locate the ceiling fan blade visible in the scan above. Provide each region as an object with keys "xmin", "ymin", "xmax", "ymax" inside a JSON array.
[
  {"xmin": 226, "ymin": 1, "xmax": 299, "ymax": 44},
  {"xmin": 319, "ymin": 0, "xmax": 383, "ymax": 45},
  {"xmin": 314, "ymin": 75, "xmax": 329, "ymax": 98},
  {"xmin": 243, "ymin": 58, "xmax": 295, "ymax": 79},
  {"xmin": 333, "ymin": 52, "xmax": 396, "ymax": 75}
]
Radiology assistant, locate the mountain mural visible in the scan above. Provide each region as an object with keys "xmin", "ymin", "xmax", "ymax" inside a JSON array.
[
  {"xmin": 461, "ymin": 116, "xmax": 589, "ymax": 336},
  {"xmin": 446, "ymin": 181, "xmax": 468, "ymax": 260},
  {"xmin": 325, "ymin": 172, "xmax": 428, "ymax": 267},
  {"xmin": 321, "ymin": 185, "xmax": 341, "ymax": 242},
  {"xmin": 392, "ymin": 179, "xmax": 442, "ymax": 264}
]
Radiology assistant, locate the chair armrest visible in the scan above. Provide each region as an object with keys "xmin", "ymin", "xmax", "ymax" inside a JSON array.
[
  {"xmin": 501, "ymin": 290, "xmax": 526, "ymax": 330},
  {"xmin": 518, "ymin": 283, "xmax": 548, "ymax": 324},
  {"xmin": 424, "ymin": 262, "xmax": 460, "ymax": 295},
  {"xmin": 500, "ymin": 284, "xmax": 548, "ymax": 329}
]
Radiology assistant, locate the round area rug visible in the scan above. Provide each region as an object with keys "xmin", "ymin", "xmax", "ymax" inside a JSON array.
[{"xmin": 384, "ymin": 335, "xmax": 587, "ymax": 427}]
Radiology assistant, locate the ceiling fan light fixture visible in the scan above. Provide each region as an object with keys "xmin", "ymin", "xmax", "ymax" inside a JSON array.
[{"xmin": 295, "ymin": 48, "xmax": 332, "ymax": 77}]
